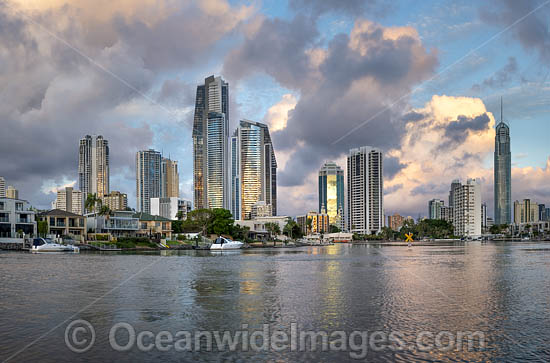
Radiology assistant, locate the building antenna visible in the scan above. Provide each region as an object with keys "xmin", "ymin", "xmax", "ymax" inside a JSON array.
[{"xmin": 500, "ymin": 96, "xmax": 503, "ymax": 124}]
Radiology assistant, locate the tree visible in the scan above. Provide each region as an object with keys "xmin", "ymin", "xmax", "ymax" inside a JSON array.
[
  {"xmin": 265, "ymin": 222, "xmax": 281, "ymax": 241},
  {"xmin": 85, "ymin": 193, "xmax": 102, "ymax": 214},
  {"xmin": 172, "ymin": 220, "xmax": 184, "ymax": 234},
  {"xmin": 183, "ymin": 209, "xmax": 214, "ymax": 235},
  {"xmin": 209, "ymin": 209, "xmax": 234, "ymax": 236},
  {"xmin": 381, "ymin": 227, "xmax": 395, "ymax": 241},
  {"xmin": 283, "ymin": 219, "xmax": 302, "ymax": 239},
  {"xmin": 176, "ymin": 211, "xmax": 185, "ymax": 221},
  {"xmin": 37, "ymin": 220, "xmax": 49, "ymax": 237},
  {"xmin": 98, "ymin": 205, "xmax": 112, "ymax": 217},
  {"xmin": 329, "ymin": 225, "xmax": 341, "ymax": 233}
]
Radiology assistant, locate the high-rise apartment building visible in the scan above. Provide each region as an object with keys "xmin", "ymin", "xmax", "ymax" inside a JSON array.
[
  {"xmin": 453, "ymin": 179, "xmax": 482, "ymax": 237},
  {"xmin": 230, "ymin": 120, "xmax": 277, "ymax": 220},
  {"xmin": 481, "ymin": 202, "xmax": 488, "ymax": 230},
  {"xmin": 494, "ymin": 101, "xmax": 511, "ymax": 225},
  {"xmin": 6, "ymin": 186, "xmax": 18, "ymax": 199},
  {"xmin": 192, "ymin": 75, "xmax": 229, "ymax": 210},
  {"xmin": 347, "ymin": 146, "xmax": 383, "ymax": 235},
  {"xmin": 319, "ymin": 161, "xmax": 345, "ymax": 230},
  {"xmin": 136, "ymin": 150, "xmax": 162, "ymax": 214},
  {"xmin": 55, "ymin": 187, "xmax": 83, "ymax": 215},
  {"xmin": 151, "ymin": 197, "xmax": 192, "ymax": 220},
  {"xmin": 449, "ymin": 179, "xmax": 461, "ymax": 208},
  {"xmin": 513, "ymin": 199, "xmax": 539, "ymax": 225},
  {"xmin": 102, "ymin": 191, "xmax": 128, "ymax": 211},
  {"xmin": 0, "ymin": 177, "xmax": 5, "ymax": 198},
  {"xmin": 428, "ymin": 199, "xmax": 445, "ymax": 220},
  {"xmin": 161, "ymin": 158, "xmax": 179, "ymax": 198},
  {"xmin": 79, "ymin": 135, "xmax": 109, "ymax": 199},
  {"xmin": 387, "ymin": 213, "xmax": 405, "ymax": 231}
]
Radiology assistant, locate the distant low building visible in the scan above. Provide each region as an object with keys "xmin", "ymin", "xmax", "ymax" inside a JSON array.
[
  {"xmin": 387, "ymin": 213, "xmax": 405, "ymax": 231},
  {"xmin": 37, "ymin": 210, "xmax": 85, "ymax": 241},
  {"xmin": 235, "ymin": 216, "xmax": 289, "ymax": 240},
  {"xmin": 0, "ymin": 198, "xmax": 37, "ymax": 241},
  {"xmin": 297, "ymin": 212, "xmax": 329, "ymax": 235},
  {"xmin": 514, "ymin": 199, "xmax": 539, "ymax": 225},
  {"xmin": 150, "ymin": 197, "xmax": 192, "ymax": 220},
  {"xmin": 102, "ymin": 191, "xmax": 128, "ymax": 211},
  {"xmin": 250, "ymin": 201, "xmax": 272, "ymax": 219}
]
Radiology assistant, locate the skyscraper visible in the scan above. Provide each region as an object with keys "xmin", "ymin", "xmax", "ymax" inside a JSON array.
[
  {"xmin": 449, "ymin": 179, "xmax": 461, "ymax": 208},
  {"xmin": 161, "ymin": 158, "xmax": 179, "ymax": 198},
  {"xmin": 192, "ymin": 75, "xmax": 229, "ymax": 210},
  {"xmin": 318, "ymin": 161, "xmax": 344, "ymax": 229},
  {"xmin": 428, "ymin": 199, "xmax": 445, "ymax": 220},
  {"xmin": 136, "ymin": 149, "xmax": 162, "ymax": 213},
  {"xmin": 494, "ymin": 100, "xmax": 511, "ymax": 225},
  {"xmin": 0, "ymin": 176, "xmax": 5, "ymax": 198},
  {"xmin": 231, "ymin": 120, "xmax": 277, "ymax": 220},
  {"xmin": 453, "ymin": 179, "xmax": 482, "ymax": 237},
  {"xmin": 347, "ymin": 146, "xmax": 383, "ymax": 235},
  {"xmin": 79, "ymin": 135, "xmax": 109, "ymax": 199}
]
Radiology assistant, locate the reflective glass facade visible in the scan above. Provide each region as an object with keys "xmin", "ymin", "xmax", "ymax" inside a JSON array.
[
  {"xmin": 231, "ymin": 120, "xmax": 277, "ymax": 220},
  {"xmin": 494, "ymin": 121, "xmax": 511, "ymax": 225},
  {"xmin": 192, "ymin": 76, "xmax": 229, "ymax": 210},
  {"xmin": 318, "ymin": 162, "xmax": 344, "ymax": 228}
]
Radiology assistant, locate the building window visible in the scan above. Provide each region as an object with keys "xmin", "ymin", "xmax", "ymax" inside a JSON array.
[
  {"xmin": 0, "ymin": 202, "xmax": 4, "ymax": 210},
  {"xmin": 15, "ymin": 203, "xmax": 24, "ymax": 211}
]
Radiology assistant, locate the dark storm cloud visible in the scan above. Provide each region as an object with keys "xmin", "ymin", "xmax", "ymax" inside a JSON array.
[
  {"xmin": 0, "ymin": 1, "xmax": 250, "ymax": 208},
  {"xmin": 224, "ymin": 17, "xmax": 437, "ymax": 186},
  {"xmin": 479, "ymin": 0, "xmax": 550, "ymax": 62},
  {"xmin": 402, "ymin": 111, "xmax": 426, "ymax": 122},
  {"xmin": 442, "ymin": 113, "xmax": 490, "ymax": 148},
  {"xmin": 223, "ymin": 15, "xmax": 319, "ymax": 89},
  {"xmin": 411, "ymin": 183, "xmax": 449, "ymax": 196},
  {"xmin": 472, "ymin": 57, "xmax": 518, "ymax": 91},
  {"xmin": 384, "ymin": 156, "xmax": 407, "ymax": 179},
  {"xmin": 288, "ymin": 0, "xmax": 388, "ymax": 17}
]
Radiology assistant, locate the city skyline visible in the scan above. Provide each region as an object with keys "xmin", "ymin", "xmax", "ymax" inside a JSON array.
[{"xmin": 2, "ymin": 1, "xmax": 550, "ymax": 219}]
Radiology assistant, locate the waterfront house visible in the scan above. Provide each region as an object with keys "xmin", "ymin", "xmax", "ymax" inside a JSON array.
[
  {"xmin": 133, "ymin": 212, "xmax": 172, "ymax": 240},
  {"xmin": 37, "ymin": 209, "xmax": 85, "ymax": 241},
  {"xmin": 0, "ymin": 197, "xmax": 37, "ymax": 244},
  {"xmin": 86, "ymin": 210, "xmax": 139, "ymax": 238}
]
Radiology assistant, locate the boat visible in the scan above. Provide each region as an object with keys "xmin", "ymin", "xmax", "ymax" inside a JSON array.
[
  {"xmin": 31, "ymin": 238, "xmax": 80, "ymax": 253},
  {"xmin": 209, "ymin": 236, "xmax": 243, "ymax": 250}
]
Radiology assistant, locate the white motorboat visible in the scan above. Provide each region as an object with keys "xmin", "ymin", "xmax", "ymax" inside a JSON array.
[
  {"xmin": 31, "ymin": 238, "xmax": 80, "ymax": 253},
  {"xmin": 210, "ymin": 236, "xmax": 243, "ymax": 250}
]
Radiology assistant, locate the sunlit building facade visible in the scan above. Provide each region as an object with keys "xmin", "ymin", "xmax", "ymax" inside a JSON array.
[
  {"xmin": 192, "ymin": 75, "xmax": 229, "ymax": 210},
  {"xmin": 136, "ymin": 150, "xmax": 162, "ymax": 214},
  {"xmin": 347, "ymin": 146, "xmax": 383, "ymax": 235},
  {"xmin": 231, "ymin": 120, "xmax": 277, "ymax": 220},
  {"xmin": 453, "ymin": 179, "xmax": 482, "ymax": 237},
  {"xmin": 161, "ymin": 158, "xmax": 179, "ymax": 198},
  {"xmin": 79, "ymin": 135, "xmax": 109, "ymax": 199},
  {"xmin": 494, "ymin": 111, "xmax": 511, "ymax": 225},
  {"xmin": 318, "ymin": 162, "xmax": 345, "ymax": 230},
  {"xmin": 102, "ymin": 191, "xmax": 128, "ymax": 211},
  {"xmin": 297, "ymin": 212, "xmax": 330, "ymax": 235}
]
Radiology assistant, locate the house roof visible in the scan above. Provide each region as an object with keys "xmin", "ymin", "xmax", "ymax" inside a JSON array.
[
  {"xmin": 132, "ymin": 212, "xmax": 171, "ymax": 222},
  {"xmin": 38, "ymin": 209, "xmax": 83, "ymax": 218}
]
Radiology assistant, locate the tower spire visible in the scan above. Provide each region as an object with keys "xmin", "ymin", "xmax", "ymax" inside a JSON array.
[{"xmin": 500, "ymin": 96, "xmax": 503, "ymax": 124}]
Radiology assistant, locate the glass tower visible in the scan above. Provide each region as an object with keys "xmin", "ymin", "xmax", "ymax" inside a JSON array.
[
  {"xmin": 494, "ymin": 102, "xmax": 511, "ymax": 225},
  {"xmin": 136, "ymin": 149, "xmax": 162, "ymax": 214},
  {"xmin": 192, "ymin": 75, "xmax": 229, "ymax": 210},
  {"xmin": 79, "ymin": 135, "xmax": 109, "ymax": 199},
  {"xmin": 231, "ymin": 120, "xmax": 277, "ymax": 220},
  {"xmin": 318, "ymin": 162, "xmax": 344, "ymax": 229}
]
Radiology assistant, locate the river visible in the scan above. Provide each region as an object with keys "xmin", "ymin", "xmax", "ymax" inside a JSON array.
[{"xmin": 1, "ymin": 242, "xmax": 549, "ymax": 362}]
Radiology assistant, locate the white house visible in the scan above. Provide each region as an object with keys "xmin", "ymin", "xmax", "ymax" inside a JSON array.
[{"xmin": 0, "ymin": 198, "xmax": 37, "ymax": 244}]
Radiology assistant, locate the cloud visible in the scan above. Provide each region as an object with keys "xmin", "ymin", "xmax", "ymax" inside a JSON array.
[
  {"xmin": 479, "ymin": 0, "xmax": 550, "ymax": 62},
  {"xmin": 288, "ymin": 0, "xmax": 389, "ymax": 18},
  {"xmin": 472, "ymin": 57, "xmax": 518, "ymax": 91},
  {"xmin": 0, "ymin": 0, "xmax": 254, "ymax": 208},
  {"xmin": 384, "ymin": 95, "xmax": 496, "ymax": 215}
]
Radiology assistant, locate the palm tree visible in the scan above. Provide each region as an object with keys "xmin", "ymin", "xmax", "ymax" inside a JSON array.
[{"xmin": 85, "ymin": 193, "xmax": 102, "ymax": 214}]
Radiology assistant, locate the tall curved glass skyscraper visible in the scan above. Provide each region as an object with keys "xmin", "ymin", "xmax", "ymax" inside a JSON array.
[
  {"xmin": 318, "ymin": 162, "xmax": 344, "ymax": 229},
  {"xmin": 494, "ymin": 110, "xmax": 511, "ymax": 225}
]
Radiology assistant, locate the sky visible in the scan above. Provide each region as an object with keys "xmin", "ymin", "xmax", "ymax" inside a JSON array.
[{"xmin": 1, "ymin": 0, "xmax": 550, "ymax": 218}]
